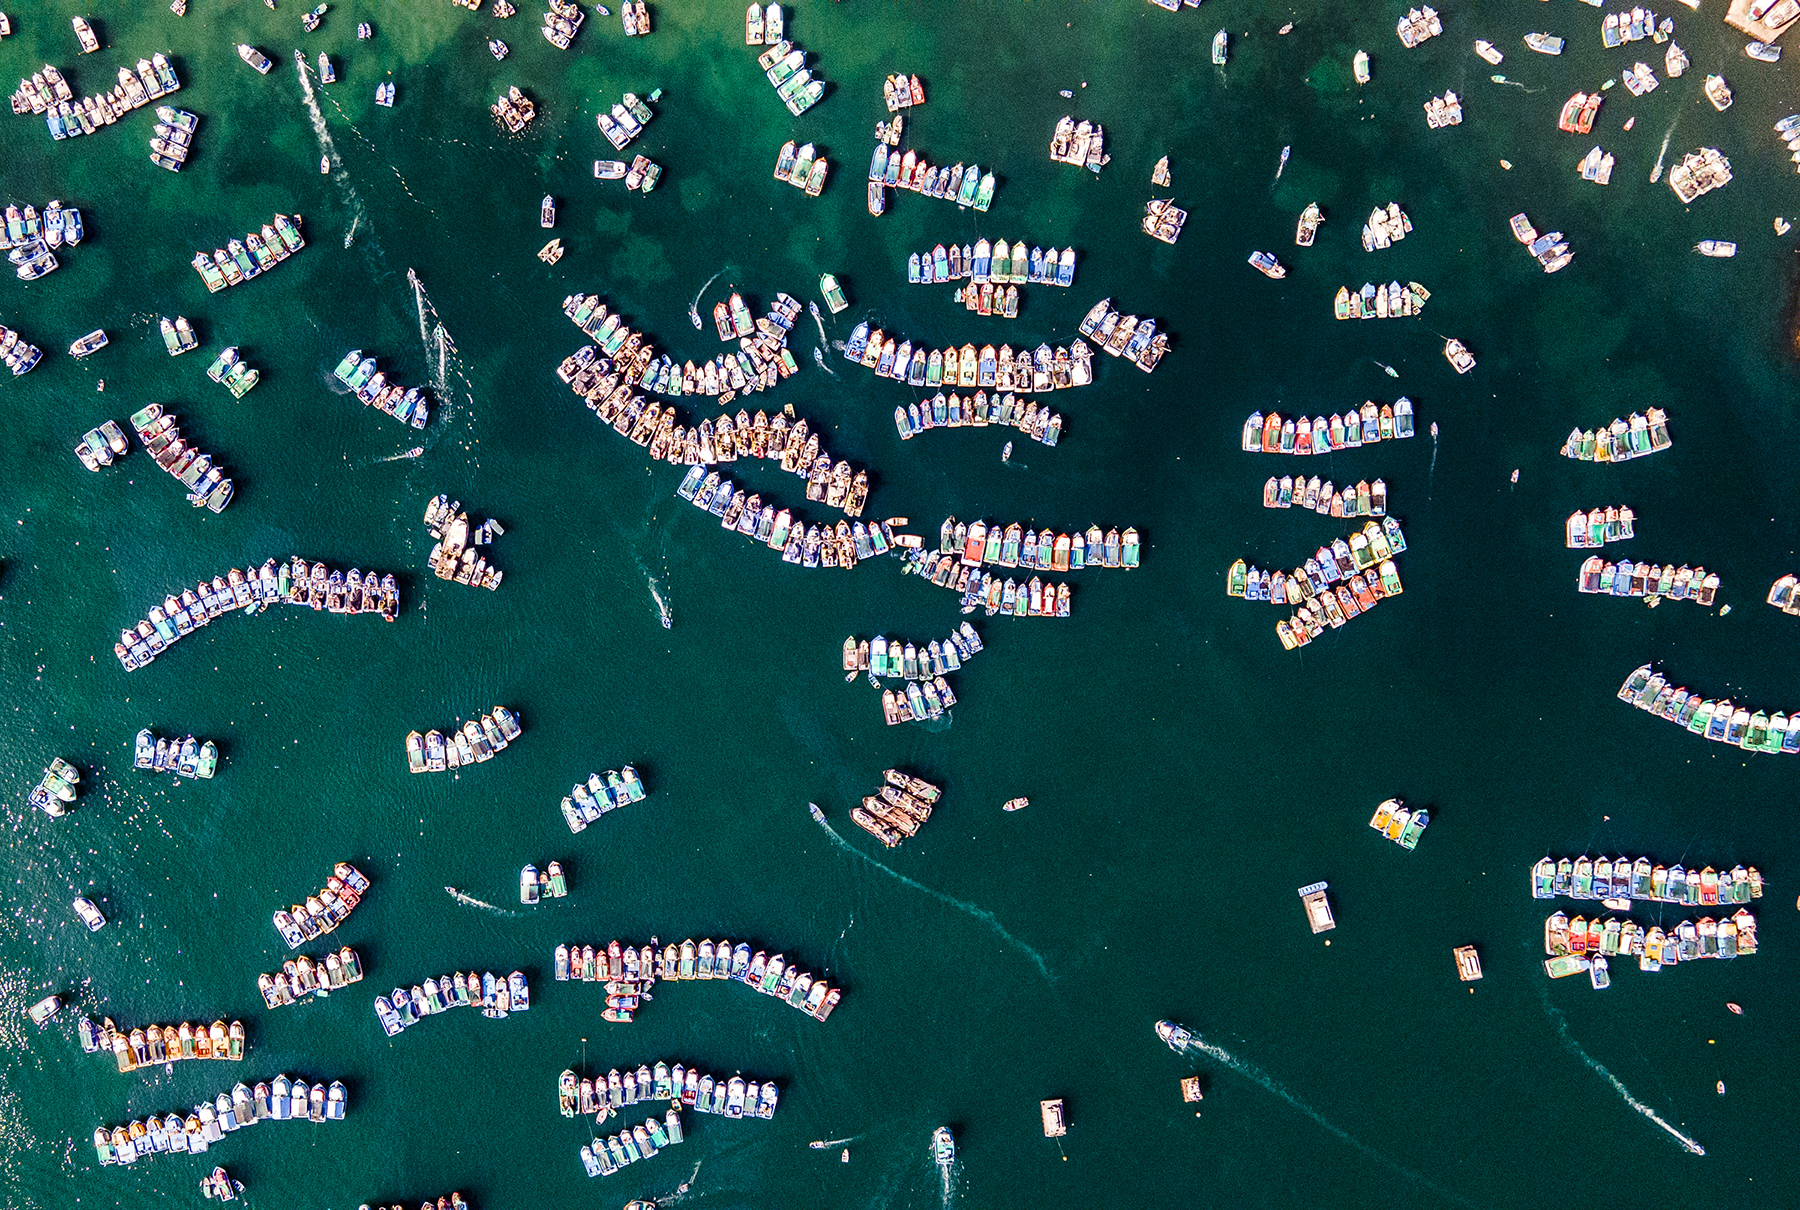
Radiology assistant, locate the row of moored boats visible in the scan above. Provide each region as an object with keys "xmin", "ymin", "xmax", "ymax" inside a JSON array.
[
  {"xmin": 756, "ymin": 38, "xmax": 823, "ymax": 115},
  {"xmin": 564, "ymin": 1062, "xmax": 777, "ymax": 1121},
  {"xmin": 563, "ymin": 290, "xmax": 802, "ymax": 406},
  {"xmin": 16, "ymin": 54, "xmax": 182, "ymax": 141},
  {"xmin": 844, "ymin": 622, "xmax": 983, "ymax": 683},
  {"xmin": 273, "ymin": 862, "xmax": 369, "ymax": 949},
  {"xmin": 1078, "ymin": 298, "xmax": 1171, "ymax": 373},
  {"xmin": 74, "ymin": 420, "xmax": 130, "ymax": 471},
  {"xmin": 677, "ymin": 466, "xmax": 890, "ymax": 569},
  {"xmin": 3, "ymin": 198, "xmax": 83, "ymax": 279},
  {"xmin": 333, "ymin": 350, "xmax": 430, "ymax": 429},
  {"xmin": 29, "ymin": 757, "xmax": 80, "ymax": 815},
  {"xmin": 258, "ymin": 946, "xmax": 365, "ymax": 1009},
  {"xmin": 1243, "ymin": 403, "xmax": 1416, "ymax": 454},
  {"xmin": 1543, "ymin": 911, "xmax": 1757, "ymax": 981},
  {"xmin": 134, "ymin": 730, "xmax": 218, "ymax": 779},
  {"xmin": 191, "ymin": 214, "xmax": 305, "ymax": 292},
  {"xmin": 1532, "ymin": 855, "xmax": 1763, "ymax": 905},
  {"xmin": 896, "ymin": 389, "xmax": 1064, "ymax": 446},
  {"xmin": 1228, "ymin": 520, "xmax": 1409, "ymax": 606},
  {"xmin": 519, "ymin": 862, "xmax": 568, "ymax": 903},
  {"xmin": 868, "ymin": 144, "xmax": 995, "ymax": 215},
  {"xmin": 1560, "ymin": 410, "xmax": 1672, "ymax": 460},
  {"xmin": 555, "ymin": 938, "xmax": 843, "ymax": 1025},
  {"xmin": 937, "ymin": 517, "xmax": 1139, "ymax": 572},
  {"xmin": 1263, "ymin": 475, "xmax": 1389, "ymax": 518},
  {"xmin": 1578, "ymin": 558, "xmax": 1718, "ymax": 603},
  {"xmin": 559, "ymin": 766, "xmax": 648, "ymax": 833},
  {"xmin": 404, "ymin": 707, "xmax": 524, "ymax": 772},
  {"xmin": 149, "ymin": 104, "xmax": 199, "ymax": 171},
  {"xmin": 847, "ymin": 324, "xmax": 1099, "ymax": 390},
  {"xmin": 117, "ymin": 556, "xmax": 398, "ymax": 671},
  {"xmin": 130, "ymin": 402, "xmax": 235, "ymax": 511},
  {"xmin": 909, "ymin": 240, "xmax": 1075, "ymax": 287},
  {"xmin": 1619, "ymin": 663, "xmax": 1800, "ymax": 753},
  {"xmin": 1368, "ymin": 799, "xmax": 1429, "ymax": 849},
  {"xmin": 1566, "ymin": 506, "xmax": 1634, "ymax": 547},
  {"xmin": 904, "ymin": 547, "xmax": 1073, "ymax": 618},
  {"xmin": 1049, "ymin": 115, "xmax": 1107, "ymax": 171},
  {"xmin": 94, "ymin": 1075, "xmax": 344, "ymax": 1165},
  {"xmin": 89, "ymin": 1016, "xmax": 247, "ymax": 1072},
  {"xmin": 375, "ymin": 971, "xmax": 530, "ymax": 1035}
]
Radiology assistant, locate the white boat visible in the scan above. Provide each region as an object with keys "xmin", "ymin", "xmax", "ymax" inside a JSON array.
[
  {"xmin": 1704, "ymin": 74, "xmax": 1732, "ymax": 111},
  {"xmin": 1524, "ymin": 32, "xmax": 1565, "ymax": 54},
  {"xmin": 1474, "ymin": 39, "xmax": 1503, "ymax": 65},
  {"xmin": 1695, "ymin": 240, "xmax": 1737, "ymax": 257},
  {"xmin": 1443, "ymin": 338, "xmax": 1475, "ymax": 373},
  {"xmin": 1353, "ymin": 50, "xmax": 1370, "ymax": 82}
]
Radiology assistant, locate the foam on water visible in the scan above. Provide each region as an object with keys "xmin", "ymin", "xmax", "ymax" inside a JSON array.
[
  {"xmin": 443, "ymin": 886, "xmax": 523, "ymax": 918},
  {"xmin": 1539, "ymin": 991, "xmax": 1706, "ymax": 1155}
]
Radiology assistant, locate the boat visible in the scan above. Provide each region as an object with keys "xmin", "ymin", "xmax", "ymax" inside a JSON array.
[
  {"xmin": 933, "ymin": 1126, "xmax": 955, "ymax": 1168},
  {"xmin": 1298, "ymin": 881, "xmax": 1335, "ymax": 932},
  {"xmin": 746, "ymin": 3, "xmax": 763, "ymax": 43},
  {"xmin": 1696, "ymin": 240, "xmax": 1737, "ymax": 257},
  {"xmin": 1040, "ymin": 1098, "xmax": 1067, "ymax": 1137},
  {"xmin": 1524, "ymin": 32, "xmax": 1565, "ymax": 54},
  {"xmin": 375, "ymin": 81, "xmax": 394, "ymax": 107},
  {"xmin": 1475, "ymin": 39, "xmax": 1502, "ymax": 65},
  {"xmin": 27, "ymin": 996, "xmax": 60, "ymax": 1025},
  {"xmin": 320, "ymin": 155, "xmax": 330, "ymax": 174},
  {"xmin": 1748, "ymin": 41, "xmax": 1781, "ymax": 62},
  {"xmin": 1003, "ymin": 797, "xmax": 1028, "ymax": 811},
  {"xmin": 1443, "ymin": 338, "xmax": 1475, "ymax": 373},
  {"xmin": 1156, "ymin": 1019, "xmax": 1193, "ymax": 1050},
  {"xmin": 820, "ymin": 273, "xmax": 848, "ymax": 314},
  {"xmin": 1248, "ymin": 250, "xmax": 1286, "ymax": 279},
  {"xmin": 73, "ymin": 16, "xmax": 99, "ymax": 53},
  {"xmin": 69, "ymin": 329, "xmax": 108, "ymax": 358},
  {"xmin": 541, "ymin": 195, "xmax": 555, "ymax": 228},
  {"xmin": 1353, "ymin": 49, "xmax": 1370, "ymax": 82},
  {"xmin": 1704, "ymin": 74, "xmax": 1732, "ymax": 110},
  {"xmin": 1454, "ymin": 945, "xmax": 1483, "ymax": 981},
  {"xmin": 73, "ymin": 897, "xmax": 106, "ymax": 931},
  {"xmin": 237, "ymin": 45, "xmax": 273, "ymax": 74},
  {"xmin": 1212, "ymin": 30, "xmax": 1228, "ymax": 65},
  {"xmin": 594, "ymin": 160, "xmax": 627, "ymax": 179},
  {"xmin": 1589, "ymin": 955, "xmax": 1611, "ymax": 989},
  {"xmin": 318, "ymin": 52, "xmax": 335, "ymax": 82},
  {"xmin": 1295, "ymin": 203, "xmax": 1324, "ymax": 246}
]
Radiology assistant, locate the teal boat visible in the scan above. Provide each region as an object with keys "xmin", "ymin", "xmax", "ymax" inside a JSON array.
[
  {"xmin": 333, "ymin": 349, "xmax": 362, "ymax": 381},
  {"xmin": 1121, "ymin": 528, "xmax": 1141, "ymax": 568},
  {"xmin": 207, "ymin": 347, "xmax": 237, "ymax": 382},
  {"xmin": 956, "ymin": 164, "xmax": 981, "ymax": 207},
  {"xmin": 1398, "ymin": 808, "xmax": 1428, "ymax": 849},
  {"xmin": 973, "ymin": 171, "xmax": 995, "ymax": 212},
  {"xmin": 819, "ymin": 273, "xmax": 847, "ymax": 313},
  {"xmin": 273, "ymin": 214, "xmax": 305, "ymax": 252}
]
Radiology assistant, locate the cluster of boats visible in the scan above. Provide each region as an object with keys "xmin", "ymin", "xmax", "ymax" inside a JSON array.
[
  {"xmin": 116, "ymin": 556, "xmax": 399, "ymax": 670},
  {"xmin": 94, "ymin": 1075, "xmax": 345, "ymax": 1165},
  {"xmin": 883, "ymin": 71, "xmax": 923, "ymax": 111},
  {"xmin": 954, "ymin": 281, "xmax": 1021, "ymax": 317},
  {"xmin": 1576, "ymin": 145, "xmax": 1617, "ymax": 186},
  {"xmin": 29, "ymin": 757, "xmax": 80, "ymax": 816},
  {"xmin": 207, "ymin": 347, "xmax": 259, "ymax": 398},
  {"xmin": 744, "ymin": 3, "xmax": 786, "ymax": 45},
  {"xmin": 755, "ymin": 39, "xmax": 824, "ymax": 115},
  {"xmin": 582, "ymin": 1107, "xmax": 686, "ymax": 1179},
  {"xmin": 1770, "ymin": 113, "xmax": 1800, "ymax": 176},
  {"xmin": 895, "ymin": 389, "xmax": 1064, "ymax": 447},
  {"xmin": 1619, "ymin": 662, "xmax": 1800, "ymax": 754},
  {"xmin": 373, "ymin": 81, "xmax": 395, "ymax": 108},
  {"xmin": 1511, "ymin": 213, "xmax": 1573, "ymax": 273},
  {"xmin": 149, "ymin": 104, "xmax": 198, "ymax": 171},
  {"xmin": 424, "ymin": 495, "xmax": 504, "ymax": 588},
  {"xmin": 558, "ymin": 766, "xmax": 648, "ymax": 833},
  {"xmin": 1228, "ymin": 520, "xmax": 1410, "ymax": 607},
  {"xmin": 904, "ymin": 546, "xmax": 1073, "ymax": 618},
  {"xmin": 1262, "ymin": 475, "xmax": 1389, "ymax": 519},
  {"xmin": 1565, "ymin": 506, "xmax": 1635, "ymax": 547},
  {"xmin": 848, "ymin": 324, "xmax": 1099, "ymax": 391},
  {"xmin": 773, "ymin": 140, "xmax": 828, "ymax": 196},
  {"xmin": 364, "ymin": 1197, "xmax": 469, "ymax": 1210},
  {"xmin": 1242, "ymin": 402, "xmax": 1417, "ymax": 454},
  {"xmin": 160, "ymin": 314, "xmax": 199, "ymax": 355},
  {"xmin": 1666, "ymin": 41, "xmax": 1690, "ymax": 77},
  {"xmin": 542, "ymin": 0, "xmax": 584, "ymax": 49},
  {"xmin": 555, "ymin": 937, "xmax": 844, "ymax": 1025},
  {"xmin": 562, "ymin": 289, "xmax": 804, "ymax": 405},
  {"xmin": 190, "ymin": 214, "xmax": 306, "ymax": 292},
  {"xmin": 1274, "ymin": 557, "xmax": 1404, "ymax": 649},
  {"xmin": 1578, "ymin": 557, "xmax": 1719, "ymax": 603},
  {"xmin": 563, "ymin": 1062, "xmax": 778, "ymax": 1122},
  {"xmin": 1334, "ymin": 280, "xmax": 1429, "ymax": 319},
  {"xmin": 879, "ymin": 675, "xmax": 959, "ymax": 724},
  {"xmin": 1395, "ymin": 6, "xmax": 1443, "ymax": 45},
  {"xmin": 598, "ymin": 91, "xmax": 654, "ymax": 150},
  {"xmin": 676, "ymin": 467, "xmax": 886, "ymax": 569},
  {"xmin": 403, "ymin": 708, "xmax": 524, "ymax": 773},
  {"xmin": 133, "ymin": 730, "xmax": 219, "ymax": 779},
  {"xmin": 375, "ymin": 971, "xmax": 529, "ymax": 1035},
  {"xmin": 274, "ymin": 863, "xmax": 369, "ymax": 949},
  {"xmin": 1767, "ymin": 574, "xmax": 1800, "ymax": 616},
  {"xmin": 1543, "ymin": 911, "xmax": 1758, "ymax": 981},
  {"xmin": 18, "ymin": 53, "xmax": 182, "ymax": 141},
  {"xmin": 1078, "ymin": 299, "xmax": 1172, "ymax": 373},
  {"xmin": 1532, "ymin": 856, "xmax": 1763, "ymax": 906},
  {"xmin": 617, "ymin": 0, "xmax": 650, "ymax": 36},
  {"xmin": 201, "ymin": 1168, "xmax": 244, "ymax": 1200},
  {"xmin": 1048, "ymin": 116, "xmax": 1107, "ymax": 171},
  {"xmin": 1360, "ymin": 203, "xmax": 1411, "ymax": 250},
  {"xmin": 128, "ymin": 403, "xmax": 235, "ymax": 513},
  {"xmin": 1668, "ymin": 147, "xmax": 1731, "ymax": 202},
  {"xmin": 74, "ymin": 420, "xmax": 129, "ymax": 471},
  {"xmin": 334, "ymin": 349, "xmax": 429, "ymax": 429},
  {"xmin": 1559, "ymin": 409, "xmax": 1672, "ymax": 460},
  {"xmin": 867, "ymin": 144, "xmax": 997, "ymax": 212},
  {"xmin": 492, "ymin": 85, "xmax": 536, "ymax": 131},
  {"xmin": 1423, "ymin": 91, "xmax": 1463, "ymax": 128},
  {"xmin": 258, "ymin": 947, "xmax": 365, "ymax": 1009},
  {"xmin": 519, "ymin": 862, "xmax": 568, "ymax": 903},
  {"xmin": 844, "ymin": 623, "xmax": 983, "ymax": 682},
  {"xmin": 1602, "ymin": 6, "xmax": 1672, "ymax": 47},
  {"xmin": 1558, "ymin": 92, "xmax": 1604, "ymax": 135},
  {"xmin": 852, "ymin": 769, "xmax": 942, "ymax": 845},
  {"xmin": 3, "ymin": 199, "xmax": 83, "ymax": 280},
  {"xmin": 1618, "ymin": 61, "xmax": 1661, "ymax": 97},
  {"xmin": 908, "ymin": 241, "xmax": 1077, "ymax": 288},
  {"xmin": 2, "ymin": 323, "xmax": 42, "ymax": 374},
  {"xmin": 90, "ymin": 1017, "xmax": 248, "ymax": 1072},
  {"xmin": 1368, "ymin": 799, "xmax": 1429, "ymax": 849},
  {"xmin": 938, "ymin": 517, "xmax": 1140, "ymax": 572},
  {"xmin": 1144, "ymin": 198, "xmax": 1186, "ymax": 244}
]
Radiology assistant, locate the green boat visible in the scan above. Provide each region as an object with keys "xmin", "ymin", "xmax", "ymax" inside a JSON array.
[
  {"xmin": 160, "ymin": 317, "xmax": 185, "ymax": 355},
  {"xmin": 1543, "ymin": 954, "xmax": 1589, "ymax": 979},
  {"xmin": 273, "ymin": 214, "xmax": 305, "ymax": 252},
  {"xmin": 973, "ymin": 171, "xmax": 995, "ymax": 212},
  {"xmin": 207, "ymin": 347, "xmax": 237, "ymax": 382},
  {"xmin": 1228, "ymin": 559, "xmax": 1247, "ymax": 596},
  {"xmin": 1398, "ymin": 808, "xmax": 1429, "ymax": 850},
  {"xmin": 1121, "ymin": 528, "xmax": 1141, "ymax": 568},
  {"xmin": 224, "ymin": 360, "xmax": 259, "ymax": 398},
  {"xmin": 192, "ymin": 253, "xmax": 228, "ymax": 292},
  {"xmin": 333, "ymin": 349, "xmax": 362, "ymax": 380},
  {"xmin": 1010, "ymin": 242, "xmax": 1028, "ymax": 282},
  {"xmin": 246, "ymin": 233, "xmax": 276, "ymax": 270},
  {"xmin": 956, "ymin": 164, "xmax": 981, "ymax": 207},
  {"xmin": 196, "ymin": 741, "xmax": 218, "ymax": 779},
  {"xmin": 1379, "ymin": 560, "xmax": 1404, "ymax": 595},
  {"xmin": 820, "ymin": 273, "xmax": 848, "ymax": 313}
]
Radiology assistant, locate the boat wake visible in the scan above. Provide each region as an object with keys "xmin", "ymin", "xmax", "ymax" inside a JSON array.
[
  {"xmin": 811, "ymin": 307, "xmax": 829, "ymax": 346},
  {"xmin": 444, "ymin": 886, "xmax": 523, "ymax": 918},
  {"xmin": 810, "ymin": 1135, "xmax": 861, "ymax": 1149},
  {"xmin": 812, "ymin": 814, "xmax": 1053, "ymax": 982},
  {"xmin": 1173, "ymin": 1033, "xmax": 1478, "ymax": 1206},
  {"xmin": 648, "ymin": 574, "xmax": 672, "ymax": 628},
  {"xmin": 1651, "ymin": 122, "xmax": 1675, "ymax": 183},
  {"xmin": 1539, "ymin": 990, "xmax": 1705, "ymax": 1155},
  {"xmin": 1429, "ymin": 422, "xmax": 1439, "ymax": 485},
  {"xmin": 812, "ymin": 346, "xmax": 837, "ymax": 376},
  {"xmin": 688, "ymin": 269, "xmax": 724, "ymax": 329},
  {"xmin": 293, "ymin": 56, "xmax": 369, "ymax": 245},
  {"xmin": 1272, "ymin": 144, "xmax": 1290, "ymax": 185}
]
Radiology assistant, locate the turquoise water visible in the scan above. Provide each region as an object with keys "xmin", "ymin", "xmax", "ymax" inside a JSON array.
[{"xmin": 4, "ymin": 1, "xmax": 1800, "ymax": 1207}]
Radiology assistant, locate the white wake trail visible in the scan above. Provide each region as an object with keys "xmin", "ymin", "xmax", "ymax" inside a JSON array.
[
  {"xmin": 444, "ymin": 886, "xmax": 523, "ymax": 918},
  {"xmin": 1174, "ymin": 1033, "xmax": 1479, "ymax": 1207},
  {"xmin": 1540, "ymin": 993, "xmax": 1705, "ymax": 1154},
  {"xmin": 813, "ymin": 814, "xmax": 1053, "ymax": 982},
  {"xmin": 294, "ymin": 56, "xmax": 369, "ymax": 237}
]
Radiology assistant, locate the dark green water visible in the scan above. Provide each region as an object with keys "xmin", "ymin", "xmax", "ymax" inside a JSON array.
[{"xmin": 5, "ymin": 1, "xmax": 1800, "ymax": 1207}]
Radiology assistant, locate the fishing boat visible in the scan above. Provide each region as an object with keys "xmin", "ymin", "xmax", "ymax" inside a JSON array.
[
  {"xmin": 69, "ymin": 329, "xmax": 108, "ymax": 358},
  {"xmin": 1443, "ymin": 338, "xmax": 1475, "ymax": 373},
  {"xmin": 237, "ymin": 44, "xmax": 273, "ymax": 74},
  {"xmin": 1003, "ymin": 797, "xmax": 1028, "ymax": 811},
  {"xmin": 820, "ymin": 273, "xmax": 848, "ymax": 313},
  {"xmin": 541, "ymin": 195, "xmax": 555, "ymax": 228},
  {"xmin": 1353, "ymin": 49, "xmax": 1370, "ymax": 82},
  {"xmin": 1295, "ymin": 203, "xmax": 1324, "ymax": 246},
  {"xmin": 1248, "ymin": 250, "xmax": 1286, "ymax": 279},
  {"xmin": 1040, "ymin": 1098, "xmax": 1067, "ymax": 1137},
  {"xmin": 1475, "ymin": 39, "xmax": 1502, "ymax": 65},
  {"xmin": 933, "ymin": 1126, "xmax": 955, "ymax": 1168},
  {"xmin": 1212, "ymin": 30, "xmax": 1228, "ymax": 64},
  {"xmin": 73, "ymin": 17, "xmax": 100, "ymax": 53},
  {"xmin": 746, "ymin": 2, "xmax": 763, "ymax": 44},
  {"xmin": 1524, "ymin": 32, "xmax": 1564, "ymax": 54},
  {"xmin": 1695, "ymin": 240, "xmax": 1736, "ymax": 257},
  {"xmin": 320, "ymin": 155, "xmax": 330, "ymax": 174},
  {"xmin": 1748, "ymin": 41, "xmax": 1781, "ymax": 62},
  {"xmin": 1704, "ymin": 74, "xmax": 1732, "ymax": 110},
  {"xmin": 73, "ymin": 897, "xmax": 106, "ymax": 931}
]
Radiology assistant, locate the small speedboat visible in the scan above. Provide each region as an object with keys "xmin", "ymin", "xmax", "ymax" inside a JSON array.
[
  {"xmin": 320, "ymin": 155, "xmax": 329, "ymax": 174},
  {"xmin": 1003, "ymin": 797, "xmax": 1028, "ymax": 811}
]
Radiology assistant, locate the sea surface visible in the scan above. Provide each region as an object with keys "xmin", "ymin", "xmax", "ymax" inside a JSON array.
[{"xmin": 4, "ymin": 1, "xmax": 1800, "ymax": 1207}]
